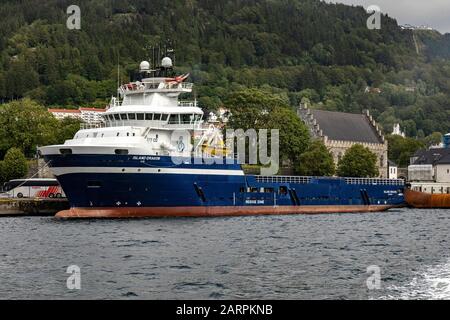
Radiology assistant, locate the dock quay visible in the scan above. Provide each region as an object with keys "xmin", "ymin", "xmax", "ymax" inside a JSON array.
[{"xmin": 0, "ymin": 198, "xmax": 69, "ymax": 217}]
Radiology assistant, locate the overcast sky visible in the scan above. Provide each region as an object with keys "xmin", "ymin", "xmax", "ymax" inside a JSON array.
[{"xmin": 323, "ymin": 0, "xmax": 450, "ymax": 34}]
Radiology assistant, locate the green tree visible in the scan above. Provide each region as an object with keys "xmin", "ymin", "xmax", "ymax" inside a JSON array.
[
  {"xmin": 57, "ymin": 117, "xmax": 82, "ymax": 144},
  {"xmin": 0, "ymin": 98, "xmax": 60, "ymax": 158},
  {"xmin": 337, "ymin": 144, "xmax": 378, "ymax": 178},
  {"xmin": 0, "ymin": 147, "xmax": 28, "ymax": 183},
  {"xmin": 295, "ymin": 140, "xmax": 335, "ymax": 176},
  {"xmin": 226, "ymin": 88, "xmax": 310, "ymax": 164},
  {"xmin": 386, "ymin": 135, "xmax": 425, "ymax": 167},
  {"xmin": 423, "ymin": 132, "xmax": 443, "ymax": 148}
]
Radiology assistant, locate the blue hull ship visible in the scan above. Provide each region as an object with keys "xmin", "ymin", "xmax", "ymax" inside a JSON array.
[
  {"xmin": 40, "ymin": 56, "xmax": 405, "ymax": 218},
  {"xmin": 41, "ymin": 152, "xmax": 405, "ymax": 218}
]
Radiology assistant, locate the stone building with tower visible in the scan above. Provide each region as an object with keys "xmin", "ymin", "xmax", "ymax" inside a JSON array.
[{"xmin": 298, "ymin": 104, "xmax": 388, "ymax": 178}]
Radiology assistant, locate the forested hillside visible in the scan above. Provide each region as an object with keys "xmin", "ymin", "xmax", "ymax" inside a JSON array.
[{"xmin": 0, "ymin": 0, "xmax": 449, "ymax": 137}]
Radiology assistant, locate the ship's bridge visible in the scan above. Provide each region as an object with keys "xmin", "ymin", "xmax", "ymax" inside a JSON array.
[{"xmin": 95, "ymin": 105, "xmax": 204, "ymax": 130}]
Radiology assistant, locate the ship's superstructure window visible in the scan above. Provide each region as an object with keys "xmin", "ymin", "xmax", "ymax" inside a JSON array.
[
  {"xmin": 128, "ymin": 113, "xmax": 136, "ymax": 120},
  {"xmin": 120, "ymin": 114, "xmax": 128, "ymax": 120},
  {"xmin": 114, "ymin": 114, "xmax": 120, "ymax": 120},
  {"xmin": 181, "ymin": 114, "xmax": 191, "ymax": 124},
  {"xmin": 145, "ymin": 113, "xmax": 152, "ymax": 120},
  {"xmin": 60, "ymin": 148, "xmax": 72, "ymax": 155},
  {"xmin": 115, "ymin": 149, "xmax": 128, "ymax": 155},
  {"xmin": 161, "ymin": 114, "xmax": 168, "ymax": 121},
  {"xmin": 154, "ymin": 113, "xmax": 162, "ymax": 121},
  {"xmin": 87, "ymin": 181, "xmax": 102, "ymax": 188},
  {"xmin": 168, "ymin": 114, "xmax": 179, "ymax": 124},
  {"xmin": 137, "ymin": 113, "xmax": 144, "ymax": 120}
]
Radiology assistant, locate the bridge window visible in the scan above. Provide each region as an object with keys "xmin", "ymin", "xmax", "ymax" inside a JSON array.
[
  {"xmin": 154, "ymin": 113, "xmax": 162, "ymax": 121},
  {"xmin": 120, "ymin": 114, "xmax": 128, "ymax": 120},
  {"xmin": 114, "ymin": 114, "xmax": 120, "ymax": 120},
  {"xmin": 145, "ymin": 113, "xmax": 153, "ymax": 120},
  {"xmin": 194, "ymin": 114, "xmax": 202, "ymax": 122},
  {"xmin": 168, "ymin": 114, "xmax": 179, "ymax": 124},
  {"xmin": 136, "ymin": 113, "xmax": 144, "ymax": 120},
  {"xmin": 181, "ymin": 114, "xmax": 191, "ymax": 124},
  {"xmin": 161, "ymin": 114, "xmax": 168, "ymax": 121},
  {"xmin": 128, "ymin": 113, "xmax": 136, "ymax": 120},
  {"xmin": 115, "ymin": 149, "xmax": 128, "ymax": 155}
]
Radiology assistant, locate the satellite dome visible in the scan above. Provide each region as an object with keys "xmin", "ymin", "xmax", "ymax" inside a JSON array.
[
  {"xmin": 139, "ymin": 61, "xmax": 150, "ymax": 72},
  {"xmin": 161, "ymin": 57, "xmax": 173, "ymax": 68}
]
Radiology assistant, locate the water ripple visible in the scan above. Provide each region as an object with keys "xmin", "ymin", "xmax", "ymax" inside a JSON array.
[{"xmin": 0, "ymin": 208, "xmax": 448, "ymax": 299}]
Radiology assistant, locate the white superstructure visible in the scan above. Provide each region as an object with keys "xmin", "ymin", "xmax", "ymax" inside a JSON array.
[{"xmin": 41, "ymin": 57, "xmax": 206, "ymax": 158}]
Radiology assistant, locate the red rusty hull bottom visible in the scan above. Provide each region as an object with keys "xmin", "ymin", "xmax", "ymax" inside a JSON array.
[
  {"xmin": 405, "ymin": 189, "xmax": 450, "ymax": 208},
  {"xmin": 55, "ymin": 205, "xmax": 395, "ymax": 219}
]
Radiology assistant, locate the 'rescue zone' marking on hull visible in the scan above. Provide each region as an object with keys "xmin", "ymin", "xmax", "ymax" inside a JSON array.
[
  {"xmin": 50, "ymin": 167, "xmax": 245, "ymax": 177},
  {"xmin": 56, "ymin": 205, "xmax": 396, "ymax": 218}
]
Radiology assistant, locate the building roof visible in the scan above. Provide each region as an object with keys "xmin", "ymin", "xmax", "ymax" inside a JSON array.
[
  {"xmin": 310, "ymin": 109, "xmax": 383, "ymax": 144},
  {"xmin": 79, "ymin": 107, "xmax": 106, "ymax": 112},
  {"xmin": 48, "ymin": 109, "xmax": 80, "ymax": 113},
  {"xmin": 412, "ymin": 148, "xmax": 450, "ymax": 165}
]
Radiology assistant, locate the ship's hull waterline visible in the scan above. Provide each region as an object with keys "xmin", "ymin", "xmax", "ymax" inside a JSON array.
[
  {"xmin": 56, "ymin": 204, "xmax": 396, "ymax": 218},
  {"xmin": 40, "ymin": 152, "xmax": 406, "ymax": 219}
]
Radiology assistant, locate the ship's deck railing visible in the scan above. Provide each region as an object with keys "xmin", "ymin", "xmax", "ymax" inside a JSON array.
[
  {"xmin": 119, "ymin": 82, "xmax": 193, "ymax": 94},
  {"xmin": 80, "ymin": 122, "xmax": 106, "ymax": 130},
  {"xmin": 344, "ymin": 178, "xmax": 404, "ymax": 185},
  {"xmin": 178, "ymin": 100, "xmax": 198, "ymax": 107},
  {"xmin": 255, "ymin": 176, "xmax": 404, "ymax": 186},
  {"xmin": 256, "ymin": 176, "xmax": 312, "ymax": 184}
]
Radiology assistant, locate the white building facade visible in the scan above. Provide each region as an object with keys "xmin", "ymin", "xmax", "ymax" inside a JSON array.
[
  {"xmin": 49, "ymin": 107, "xmax": 106, "ymax": 125},
  {"xmin": 409, "ymin": 148, "xmax": 450, "ymax": 194}
]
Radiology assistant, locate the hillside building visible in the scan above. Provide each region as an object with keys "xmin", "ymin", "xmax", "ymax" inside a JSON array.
[
  {"xmin": 298, "ymin": 104, "xmax": 388, "ymax": 178},
  {"xmin": 48, "ymin": 107, "xmax": 106, "ymax": 125}
]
